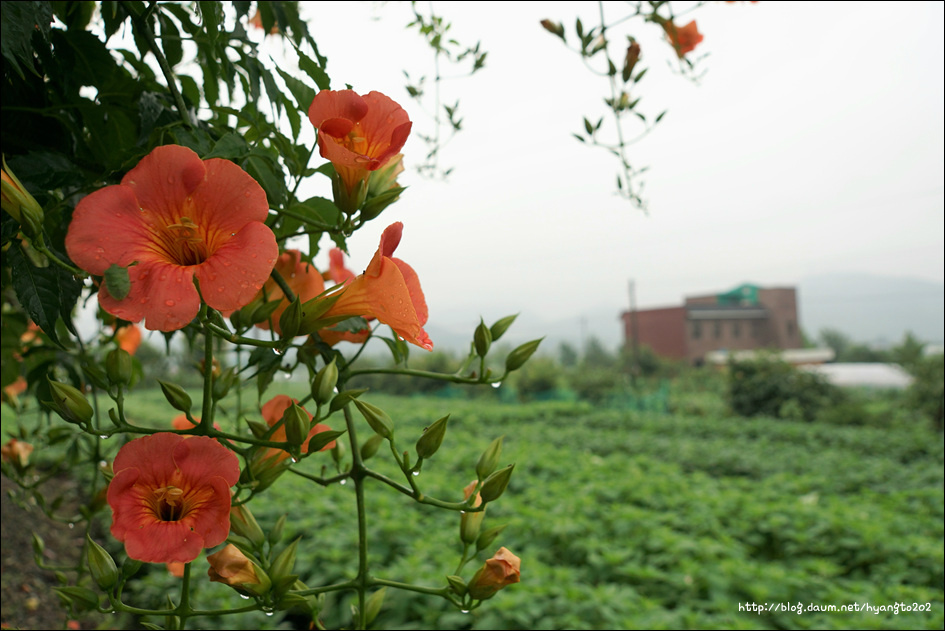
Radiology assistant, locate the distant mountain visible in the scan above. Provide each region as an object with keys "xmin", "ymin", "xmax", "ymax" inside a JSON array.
[{"xmin": 799, "ymin": 273, "xmax": 944, "ymax": 345}]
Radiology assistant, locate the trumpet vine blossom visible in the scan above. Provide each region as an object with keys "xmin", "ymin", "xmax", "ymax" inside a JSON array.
[
  {"xmin": 65, "ymin": 145, "xmax": 278, "ymax": 332},
  {"xmin": 107, "ymin": 433, "xmax": 239, "ymax": 564}
]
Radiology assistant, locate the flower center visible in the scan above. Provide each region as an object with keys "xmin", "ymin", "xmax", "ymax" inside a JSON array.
[
  {"xmin": 162, "ymin": 217, "xmax": 209, "ymax": 266},
  {"xmin": 153, "ymin": 485, "xmax": 187, "ymax": 521},
  {"xmin": 340, "ymin": 126, "xmax": 371, "ymax": 162}
]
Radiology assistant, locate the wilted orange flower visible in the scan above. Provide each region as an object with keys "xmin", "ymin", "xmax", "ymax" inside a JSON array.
[
  {"xmin": 1, "ymin": 437, "xmax": 34, "ymax": 468},
  {"xmin": 115, "ymin": 323, "xmax": 142, "ymax": 355},
  {"xmin": 171, "ymin": 414, "xmax": 220, "ymax": 432},
  {"xmin": 254, "ymin": 250, "xmax": 325, "ymax": 335},
  {"xmin": 107, "ymin": 433, "xmax": 239, "ymax": 563},
  {"xmin": 663, "ymin": 20, "xmax": 703, "ymax": 58},
  {"xmin": 321, "ymin": 222, "xmax": 432, "ymax": 350},
  {"xmin": 259, "ymin": 395, "xmax": 335, "ymax": 465},
  {"xmin": 467, "ymin": 547, "xmax": 521, "ymax": 600},
  {"xmin": 65, "ymin": 145, "xmax": 278, "ymax": 332},
  {"xmin": 307, "ymin": 90, "xmax": 412, "ymax": 196}
]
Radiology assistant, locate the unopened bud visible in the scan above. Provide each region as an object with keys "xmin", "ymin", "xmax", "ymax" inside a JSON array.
[
  {"xmin": 106, "ymin": 348, "xmax": 133, "ymax": 386},
  {"xmin": 505, "ymin": 338, "xmax": 543, "ymax": 372},
  {"xmin": 279, "ymin": 297, "xmax": 302, "ymax": 339},
  {"xmin": 353, "ymin": 399, "xmax": 393, "ymax": 440},
  {"xmin": 416, "ymin": 415, "xmax": 449, "ymax": 460},
  {"xmin": 476, "ymin": 524, "xmax": 508, "ymax": 552},
  {"xmin": 360, "ymin": 433, "xmax": 384, "ymax": 461},
  {"xmin": 282, "ymin": 403, "xmax": 309, "ymax": 447},
  {"xmin": 1, "ymin": 158, "xmax": 44, "ymax": 237},
  {"xmin": 86, "ymin": 535, "xmax": 119, "ymax": 591},
  {"xmin": 489, "ymin": 314, "xmax": 517, "ymax": 342},
  {"xmin": 476, "ymin": 436, "xmax": 503, "ymax": 480},
  {"xmin": 622, "ymin": 41, "xmax": 641, "ymax": 82},
  {"xmin": 158, "ymin": 380, "xmax": 192, "ymax": 413},
  {"xmin": 48, "ymin": 379, "xmax": 94, "ymax": 425},
  {"xmin": 474, "ymin": 319, "xmax": 492, "ymax": 357},
  {"xmin": 230, "ymin": 504, "xmax": 266, "ymax": 549},
  {"xmin": 480, "ymin": 464, "xmax": 514, "ymax": 503},
  {"xmin": 540, "ymin": 19, "xmax": 565, "ymax": 39},
  {"xmin": 312, "ymin": 359, "xmax": 338, "ymax": 405}
]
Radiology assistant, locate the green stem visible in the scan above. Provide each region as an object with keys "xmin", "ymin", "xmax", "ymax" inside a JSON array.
[
  {"xmin": 348, "ymin": 366, "xmax": 504, "ymax": 385},
  {"xmin": 204, "ymin": 322, "xmax": 282, "ymax": 347},
  {"xmin": 200, "ymin": 309, "xmax": 214, "ymax": 431},
  {"xmin": 33, "ymin": 243, "xmax": 84, "ymax": 275},
  {"xmin": 369, "ymin": 576, "xmax": 452, "ymax": 598},
  {"xmin": 275, "ymin": 206, "xmax": 338, "ymax": 232},
  {"xmin": 123, "ymin": 1, "xmax": 195, "ymax": 127},
  {"xmin": 342, "ymin": 404, "xmax": 369, "ymax": 629},
  {"xmin": 269, "ymin": 268, "xmax": 296, "ymax": 303}
]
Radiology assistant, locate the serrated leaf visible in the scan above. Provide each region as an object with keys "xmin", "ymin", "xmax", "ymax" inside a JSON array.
[{"xmin": 1, "ymin": 2, "xmax": 53, "ymax": 79}]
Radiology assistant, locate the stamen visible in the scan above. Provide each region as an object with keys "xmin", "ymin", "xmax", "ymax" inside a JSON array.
[{"xmin": 163, "ymin": 217, "xmax": 209, "ymax": 266}]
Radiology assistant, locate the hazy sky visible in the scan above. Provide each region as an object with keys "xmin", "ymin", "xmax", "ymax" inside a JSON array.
[{"xmin": 281, "ymin": 1, "xmax": 943, "ymax": 337}]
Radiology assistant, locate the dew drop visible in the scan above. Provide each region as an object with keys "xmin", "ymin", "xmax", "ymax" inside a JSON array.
[
  {"xmin": 139, "ymin": 297, "xmax": 149, "ymax": 304},
  {"xmin": 290, "ymin": 456, "xmax": 298, "ymax": 463},
  {"xmin": 98, "ymin": 435, "xmax": 108, "ymax": 440},
  {"xmin": 231, "ymin": 232, "xmax": 236, "ymax": 237},
  {"xmin": 165, "ymin": 299, "xmax": 176, "ymax": 307},
  {"xmin": 461, "ymin": 609, "xmax": 470, "ymax": 614},
  {"xmin": 167, "ymin": 176, "xmax": 175, "ymax": 183},
  {"xmin": 265, "ymin": 612, "xmax": 274, "ymax": 617},
  {"xmin": 217, "ymin": 287, "xmax": 225, "ymax": 293},
  {"xmin": 159, "ymin": 274, "xmax": 167, "ymax": 281},
  {"xmin": 68, "ymin": 523, "xmax": 75, "ymax": 529},
  {"xmin": 239, "ymin": 594, "xmax": 250, "ymax": 600},
  {"xmin": 339, "ymin": 479, "xmax": 347, "ymax": 485},
  {"xmin": 411, "ymin": 471, "xmax": 419, "ymax": 477},
  {"xmin": 244, "ymin": 191, "xmax": 252, "ymax": 198}
]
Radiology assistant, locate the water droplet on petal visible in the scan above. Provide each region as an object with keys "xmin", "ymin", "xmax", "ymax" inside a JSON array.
[
  {"xmin": 165, "ymin": 299, "xmax": 176, "ymax": 307},
  {"xmin": 139, "ymin": 298, "xmax": 149, "ymax": 304},
  {"xmin": 244, "ymin": 191, "xmax": 252, "ymax": 197},
  {"xmin": 167, "ymin": 176, "xmax": 175, "ymax": 183}
]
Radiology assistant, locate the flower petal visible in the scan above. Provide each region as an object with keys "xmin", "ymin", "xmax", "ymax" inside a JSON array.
[
  {"xmin": 65, "ymin": 185, "xmax": 153, "ymax": 275},
  {"xmin": 123, "ymin": 519, "xmax": 206, "ymax": 564},
  {"xmin": 187, "ymin": 157, "xmax": 271, "ymax": 235},
  {"xmin": 196, "ymin": 222, "xmax": 279, "ymax": 313},
  {"xmin": 173, "ymin": 435, "xmax": 240, "ymax": 487},
  {"xmin": 308, "ymin": 90, "xmax": 368, "ymax": 130},
  {"xmin": 121, "ymin": 145, "xmax": 207, "ymax": 224},
  {"xmin": 99, "ymin": 262, "xmax": 200, "ymax": 332}
]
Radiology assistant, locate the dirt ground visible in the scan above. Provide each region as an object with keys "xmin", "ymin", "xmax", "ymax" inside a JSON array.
[{"xmin": 0, "ymin": 474, "xmax": 107, "ymax": 630}]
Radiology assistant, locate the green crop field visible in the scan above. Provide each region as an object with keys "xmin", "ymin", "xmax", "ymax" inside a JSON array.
[{"xmin": 98, "ymin": 385, "xmax": 944, "ymax": 630}]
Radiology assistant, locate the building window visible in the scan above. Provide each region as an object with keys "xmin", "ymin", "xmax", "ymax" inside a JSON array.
[
  {"xmin": 786, "ymin": 320, "xmax": 795, "ymax": 338},
  {"xmin": 713, "ymin": 321, "xmax": 722, "ymax": 339},
  {"xmin": 751, "ymin": 321, "xmax": 761, "ymax": 338},
  {"xmin": 692, "ymin": 322, "xmax": 702, "ymax": 339},
  {"xmin": 732, "ymin": 322, "xmax": 741, "ymax": 338}
]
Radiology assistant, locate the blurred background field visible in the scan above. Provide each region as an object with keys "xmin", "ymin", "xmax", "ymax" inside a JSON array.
[{"xmin": 5, "ymin": 350, "xmax": 941, "ymax": 630}]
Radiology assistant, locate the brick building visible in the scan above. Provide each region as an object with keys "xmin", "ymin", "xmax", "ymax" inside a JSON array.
[{"xmin": 621, "ymin": 284, "xmax": 802, "ymax": 364}]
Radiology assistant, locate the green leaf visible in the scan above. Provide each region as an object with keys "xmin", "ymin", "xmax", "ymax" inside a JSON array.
[
  {"xmin": 276, "ymin": 68, "xmax": 316, "ymax": 112},
  {"xmin": 158, "ymin": 12, "xmax": 183, "ymax": 67},
  {"xmin": 1, "ymin": 1, "xmax": 53, "ymax": 79},
  {"xmin": 204, "ymin": 132, "xmax": 250, "ymax": 160},
  {"xmin": 297, "ymin": 47, "xmax": 330, "ymax": 90},
  {"xmin": 9, "ymin": 241, "xmax": 81, "ymax": 347}
]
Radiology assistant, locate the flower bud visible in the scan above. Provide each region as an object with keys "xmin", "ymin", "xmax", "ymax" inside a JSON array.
[
  {"xmin": 268, "ymin": 537, "xmax": 299, "ymax": 585},
  {"xmin": 106, "ymin": 348, "xmax": 133, "ymax": 386},
  {"xmin": 489, "ymin": 314, "xmax": 517, "ymax": 342},
  {"xmin": 476, "ymin": 524, "xmax": 508, "ymax": 552},
  {"xmin": 415, "ymin": 415, "xmax": 449, "ymax": 460},
  {"xmin": 480, "ymin": 464, "xmax": 514, "ymax": 503},
  {"xmin": 212, "ymin": 367, "xmax": 238, "ymax": 401},
  {"xmin": 1, "ymin": 158, "xmax": 44, "ymax": 238},
  {"xmin": 622, "ymin": 41, "xmax": 641, "ymax": 82},
  {"xmin": 475, "ymin": 436, "xmax": 503, "ymax": 481},
  {"xmin": 505, "ymin": 338, "xmax": 543, "ymax": 373},
  {"xmin": 47, "ymin": 379, "xmax": 94, "ymax": 425},
  {"xmin": 158, "ymin": 380, "xmax": 192, "ymax": 413},
  {"xmin": 474, "ymin": 319, "xmax": 492, "ymax": 357},
  {"xmin": 467, "ymin": 547, "xmax": 520, "ymax": 601},
  {"xmin": 460, "ymin": 480, "xmax": 485, "ymax": 544},
  {"xmin": 312, "ymin": 358, "xmax": 338, "ymax": 405},
  {"xmin": 362, "ymin": 587, "xmax": 387, "ymax": 627},
  {"xmin": 278, "ymin": 297, "xmax": 302, "ymax": 339},
  {"xmin": 86, "ymin": 536, "xmax": 119, "ymax": 591},
  {"xmin": 540, "ymin": 19, "xmax": 565, "ymax": 39},
  {"xmin": 446, "ymin": 575, "xmax": 467, "ymax": 597},
  {"xmin": 207, "ymin": 544, "xmax": 271, "ymax": 597},
  {"xmin": 230, "ymin": 504, "xmax": 266, "ymax": 549},
  {"xmin": 353, "ymin": 399, "xmax": 393, "ymax": 440},
  {"xmin": 1, "ymin": 438, "xmax": 34, "ymax": 470},
  {"xmin": 282, "ymin": 403, "xmax": 309, "ymax": 448},
  {"xmin": 360, "ymin": 433, "xmax": 384, "ymax": 461}
]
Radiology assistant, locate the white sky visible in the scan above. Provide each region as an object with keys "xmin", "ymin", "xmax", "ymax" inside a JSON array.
[{"xmin": 281, "ymin": 1, "xmax": 943, "ymax": 336}]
